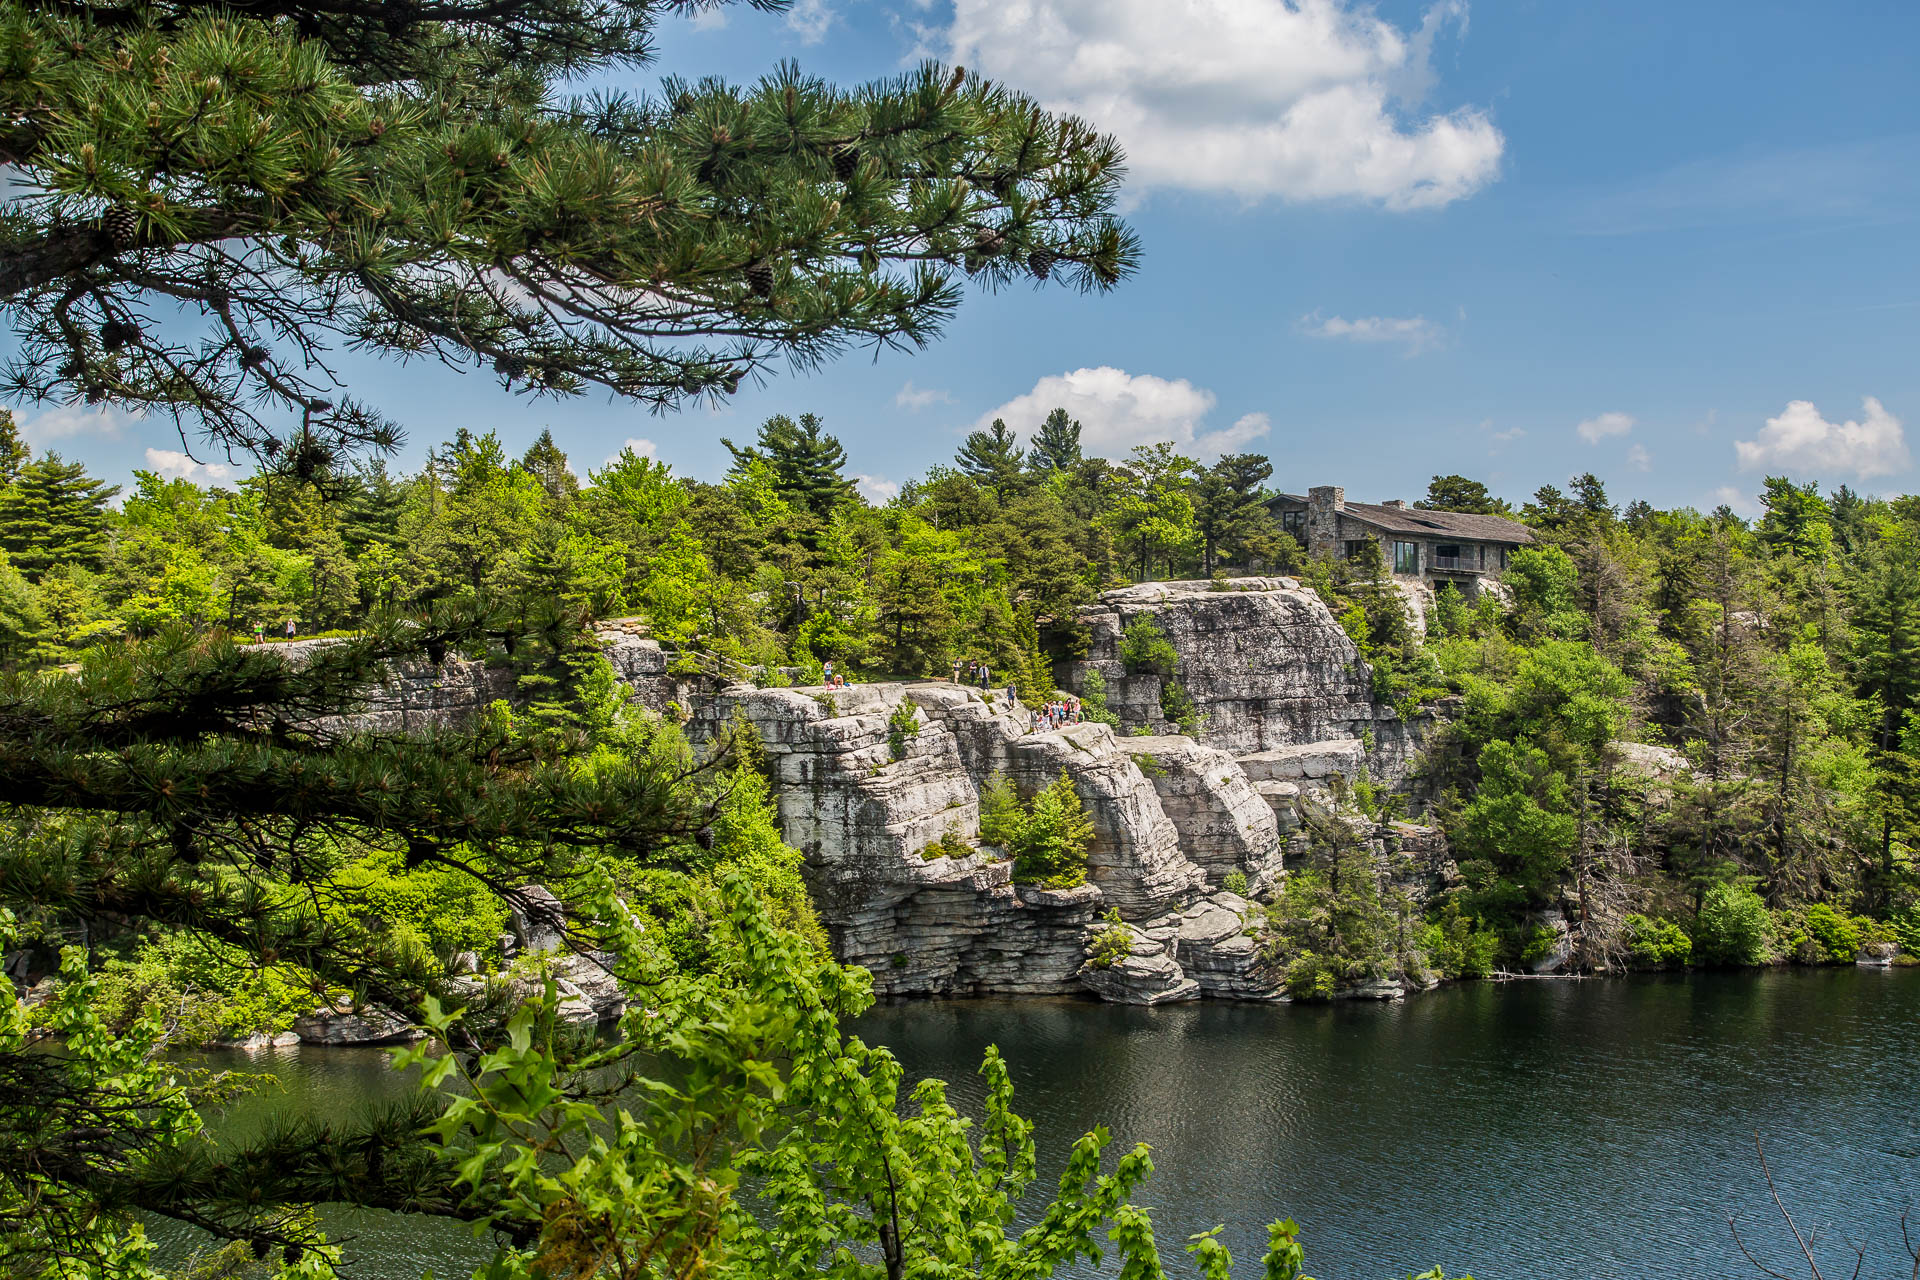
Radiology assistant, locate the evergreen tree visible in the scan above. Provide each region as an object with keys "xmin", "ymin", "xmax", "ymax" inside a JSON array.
[
  {"xmin": 339, "ymin": 459, "xmax": 409, "ymax": 558},
  {"xmin": 519, "ymin": 428, "xmax": 579, "ymax": 509},
  {"xmin": 1098, "ymin": 444, "xmax": 1197, "ymax": 582},
  {"xmin": 1416, "ymin": 474, "xmax": 1511, "ymax": 515},
  {"xmin": 955, "ymin": 418, "xmax": 1026, "ymax": 497},
  {"xmin": 1191, "ymin": 453, "xmax": 1278, "ymax": 575},
  {"xmin": 0, "ymin": 454, "xmax": 118, "ymax": 578},
  {"xmin": 1757, "ymin": 476, "xmax": 1834, "ymax": 562},
  {"xmin": 723, "ymin": 413, "xmax": 856, "ymax": 519},
  {"xmin": 1028, "ymin": 407, "xmax": 1084, "ymax": 473},
  {"xmin": 2, "ymin": 0, "xmax": 1138, "ymax": 467},
  {"xmin": 0, "ymin": 410, "xmax": 28, "ymax": 486}
]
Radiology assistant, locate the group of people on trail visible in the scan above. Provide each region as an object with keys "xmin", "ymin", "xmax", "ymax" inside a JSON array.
[
  {"xmin": 952, "ymin": 658, "xmax": 993, "ymax": 690},
  {"xmin": 1030, "ymin": 697, "xmax": 1081, "ymax": 733},
  {"xmin": 250, "ymin": 620, "xmax": 298, "ymax": 643},
  {"xmin": 821, "ymin": 659, "xmax": 851, "ymax": 689}
]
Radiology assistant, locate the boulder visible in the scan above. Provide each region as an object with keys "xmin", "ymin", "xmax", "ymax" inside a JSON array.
[
  {"xmin": 292, "ymin": 1006, "xmax": 421, "ymax": 1045},
  {"xmin": 1078, "ymin": 925, "xmax": 1200, "ymax": 1005},
  {"xmin": 510, "ymin": 884, "xmax": 568, "ymax": 955}
]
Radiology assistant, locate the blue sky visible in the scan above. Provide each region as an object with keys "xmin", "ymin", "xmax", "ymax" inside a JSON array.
[{"xmin": 15, "ymin": 0, "xmax": 1920, "ymax": 513}]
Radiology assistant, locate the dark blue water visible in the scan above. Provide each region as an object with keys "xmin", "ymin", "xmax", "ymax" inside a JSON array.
[{"xmin": 188, "ymin": 968, "xmax": 1920, "ymax": 1279}]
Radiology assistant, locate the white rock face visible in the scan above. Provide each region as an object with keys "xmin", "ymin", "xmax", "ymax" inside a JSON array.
[
  {"xmin": 1119, "ymin": 737, "xmax": 1282, "ymax": 891},
  {"xmin": 1068, "ymin": 578, "xmax": 1438, "ymax": 793},
  {"xmin": 689, "ymin": 682, "xmax": 1221, "ymax": 997}
]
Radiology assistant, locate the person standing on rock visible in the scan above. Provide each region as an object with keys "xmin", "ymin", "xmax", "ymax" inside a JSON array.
[
  {"xmin": 978, "ymin": 661, "xmax": 990, "ymax": 691},
  {"xmin": 284, "ymin": 618, "xmax": 297, "ymax": 640},
  {"xmin": 823, "ymin": 659, "xmax": 834, "ymax": 685},
  {"xmin": 951, "ymin": 658, "xmax": 962, "ymax": 683}
]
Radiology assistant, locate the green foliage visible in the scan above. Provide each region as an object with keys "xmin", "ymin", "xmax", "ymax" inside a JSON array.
[
  {"xmin": 1694, "ymin": 883, "xmax": 1772, "ymax": 967},
  {"xmin": 1121, "ymin": 614, "xmax": 1179, "ymax": 675},
  {"xmin": 918, "ymin": 827, "xmax": 973, "ymax": 861},
  {"xmin": 392, "ymin": 871, "xmax": 1342, "ymax": 1280},
  {"xmin": 1778, "ymin": 902, "xmax": 1864, "ymax": 964},
  {"xmin": 1623, "ymin": 915, "xmax": 1694, "ymax": 968},
  {"xmin": 1011, "ymin": 772, "xmax": 1097, "ymax": 888},
  {"xmin": 976, "ymin": 772, "xmax": 1025, "ymax": 850},
  {"xmin": 1079, "ymin": 666, "xmax": 1121, "ymax": 726},
  {"xmin": 886, "ymin": 700, "xmax": 921, "ymax": 761},
  {"xmin": 1159, "ymin": 677, "xmax": 1201, "ymax": 735},
  {"xmin": 1223, "ymin": 869, "xmax": 1249, "ymax": 896},
  {"xmin": 1087, "ymin": 909, "xmax": 1132, "ymax": 968},
  {"xmin": 87, "ymin": 931, "xmax": 317, "ymax": 1042},
  {"xmin": 1451, "ymin": 740, "xmax": 1578, "ymax": 911},
  {"xmin": 1419, "ymin": 906, "xmax": 1501, "ymax": 980}
]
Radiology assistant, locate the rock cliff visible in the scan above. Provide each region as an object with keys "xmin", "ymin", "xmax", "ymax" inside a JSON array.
[
  {"xmin": 290, "ymin": 588, "xmax": 1459, "ymax": 1007},
  {"xmin": 1066, "ymin": 577, "xmax": 1438, "ymax": 795}
]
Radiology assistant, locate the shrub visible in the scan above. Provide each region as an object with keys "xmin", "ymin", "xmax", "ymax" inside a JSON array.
[
  {"xmin": 1087, "ymin": 910, "xmax": 1132, "ymax": 969},
  {"xmin": 1011, "ymin": 773, "xmax": 1095, "ymax": 889},
  {"xmin": 1419, "ymin": 907, "xmax": 1500, "ymax": 979},
  {"xmin": 88, "ymin": 932, "xmax": 315, "ymax": 1042},
  {"xmin": 1078, "ymin": 667, "xmax": 1121, "ymax": 727},
  {"xmin": 918, "ymin": 827, "xmax": 972, "ymax": 862},
  {"xmin": 1158, "ymin": 678, "xmax": 1200, "ymax": 735},
  {"xmin": 1694, "ymin": 883, "xmax": 1771, "ymax": 967},
  {"xmin": 809, "ymin": 692, "xmax": 838, "ymax": 717},
  {"xmin": 886, "ymin": 701, "xmax": 920, "ymax": 761},
  {"xmin": 1624, "ymin": 914, "xmax": 1692, "ymax": 968},
  {"xmin": 976, "ymin": 773, "xmax": 1024, "ymax": 849},
  {"xmin": 1798, "ymin": 903, "xmax": 1862, "ymax": 964},
  {"xmin": 1284, "ymin": 951, "xmax": 1338, "ymax": 1001},
  {"xmin": 1119, "ymin": 615, "xmax": 1178, "ymax": 676},
  {"xmin": 1223, "ymin": 869, "xmax": 1249, "ymax": 896}
]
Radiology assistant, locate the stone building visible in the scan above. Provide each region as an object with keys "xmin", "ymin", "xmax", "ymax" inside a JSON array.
[{"xmin": 1271, "ymin": 486, "xmax": 1534, "ymax": 595}]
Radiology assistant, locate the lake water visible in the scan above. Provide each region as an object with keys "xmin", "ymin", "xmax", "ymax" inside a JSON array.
[{"xmin": 181, "ymin": 968, "xmax": 1920, "ymax": 1279}]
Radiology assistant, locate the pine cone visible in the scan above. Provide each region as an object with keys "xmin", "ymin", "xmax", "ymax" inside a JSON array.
[
  {"xmin": 833, "ymin": 146, "xmax": 860, "ymax": 183},
  {"xmin": 1027, "ymin": 247, "xmax": 1056, "ymax": 280},
  {"xmin": 100, "ymin": 319, "xmax": 140, "ymax": 352},
  {"xmin": 745, "ymin": 260, "xmax": 774, "ymax": 298},
  {"xmin": 101, "ymin": 205, "xmax": 138, "ymax": 249}
]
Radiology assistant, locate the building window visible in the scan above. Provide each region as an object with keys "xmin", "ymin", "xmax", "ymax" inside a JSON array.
[
  {"xmin": 1479, "ymin": 545, "xmax": 1486, "ymax": 569},
  {"xmin": 1343, "ymin": 539, "xmax": 1371, "ymax": 561},
  {"xmin": 1434, "ymin": 543, "xmax": 1462, "ymax": 568},
  {"xmin": 1281, "ymin": 509, "xmax": 1306, "ymax": 544},
  {"xmin": 1393, "ymin": 541, "xmax": 1419, "ymax": 574},
  {"xmin": 1501, "ymin": 547, "xmax": 1509, "ymax": 569}
]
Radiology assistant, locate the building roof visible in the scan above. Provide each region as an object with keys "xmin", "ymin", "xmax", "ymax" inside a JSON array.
[{"xmin": 1274, "ymin": 493, "xmax": 1535, "ymax": 544}]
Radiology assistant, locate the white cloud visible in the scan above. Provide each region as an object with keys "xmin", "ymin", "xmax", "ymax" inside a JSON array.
[
  {"xmin": 1734, "ymin": 397, "xmax": 1910, "ymax": 480},
  {"xmin": 603, "ymin": 437, "xmax": 658, "ymax": 467},
  {"xmin": 1299, "ymin": 312, "xmax": 1444, "ymax": 354},
  {"xmin": 895, "ymin": 380, "xmax": 954, "ymax": 411},
  {"xmin": 688, "ymin": 6, "xmax": 727, "ymax": 31},
  {"xmin": 854, "ymin": 474, "xmax": 899, "ymax": 503},
  {"xmin": 1576, "ymin": 411, "xmax": 1635, "ymax": 444},
  {"xmin": 1711, "ymin": 485, "xmax": 1760, "ymax": 517},
  {"xmin": 973, "ymin": 366, "xmax": 1267, "ymax": 459},
  {"xmin": 20, "ymin": 403, "xmax": 141, "ymax": 445},
  {"xmin": 1627, "ymin": 444, "xmax": 1652, "ymax": 471},
  {"xmin": 786, "ymin": 0, "xmax": 834, "ymax": 44},
  {"xmin": 144, "ymin": 448, "xmax": 232, "ymax": 483},
  {"xmin": 946, "ymin": 0, "xmax": 1504, "ymax": 208},
  {"xmin": 1492, "ymin": 427, "xmax": 1526, "ymax": 443}
]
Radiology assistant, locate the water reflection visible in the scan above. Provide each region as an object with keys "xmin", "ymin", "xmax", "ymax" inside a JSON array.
[{"xmin": 172, "ymin": 969, "xmax": 1919, "ymax": 1279}]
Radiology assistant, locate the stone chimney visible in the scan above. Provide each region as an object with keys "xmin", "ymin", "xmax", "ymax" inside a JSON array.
[
  {"xmin": 1306, "ymin": 486, "xmax": 1344, "ymax": 558},
  {"xmin": 1382, "ymin": 498, "xmax": 1407, "ymax": 510}
]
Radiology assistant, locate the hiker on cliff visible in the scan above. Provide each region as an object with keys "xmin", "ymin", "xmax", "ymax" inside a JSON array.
[
  {"xmin": 284, "ymin": 618, "xmax": 297, "ymax": 640},
  {"xmin": 978, "ymin": 661, "xmax": 990, "ymax": 691},
  {"xmin": 951, "ymin": 659, "xmax": 962, "ymax": 683},
  {"xmin": 822, "ymin": 659, "xmax": 834, "ymax": 685}
]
